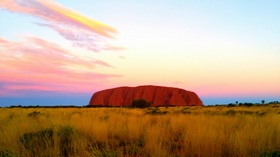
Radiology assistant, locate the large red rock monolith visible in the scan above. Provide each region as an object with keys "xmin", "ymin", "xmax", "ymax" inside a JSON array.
[{"xmin": 89, "ymin": 85, "xmax": 203, "ymax": 107}]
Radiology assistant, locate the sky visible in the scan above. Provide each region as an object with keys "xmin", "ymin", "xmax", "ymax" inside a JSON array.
[{"xmin": 0, "ymin": 0, "xmax": 280, "ymax": 106}]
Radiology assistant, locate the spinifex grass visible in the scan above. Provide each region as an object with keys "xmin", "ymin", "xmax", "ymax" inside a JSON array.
[{"xmin": 0, "ymin": 105, "xmax": 279, "ymax": 157}]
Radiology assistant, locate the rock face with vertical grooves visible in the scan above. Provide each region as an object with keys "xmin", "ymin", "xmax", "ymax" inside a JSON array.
[{"xmin": 89, "ymin": 85, "xmax": 203, "ymax": 107}]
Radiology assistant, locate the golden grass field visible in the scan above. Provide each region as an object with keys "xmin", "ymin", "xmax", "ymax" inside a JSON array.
[{"xmin": 0, "ymin": 105, "xmax": 279, "ymax": 157}]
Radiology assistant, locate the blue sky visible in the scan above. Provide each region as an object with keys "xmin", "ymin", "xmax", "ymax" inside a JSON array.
[{"xmin": 0, "ymin": 0, "xmax": 279, "ymax": 106}]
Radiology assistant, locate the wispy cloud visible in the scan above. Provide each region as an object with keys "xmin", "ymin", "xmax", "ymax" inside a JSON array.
[
  {"xmin": 119, "ymin": 56, "xmax": 125, "ymax": 59},
  {"xmin": 0, "ymin": 36, "xmax": 122, "ymax": 95},
  {"xmin": 0, "ymin": 0, "xmax": 120, "ymax": 52}
]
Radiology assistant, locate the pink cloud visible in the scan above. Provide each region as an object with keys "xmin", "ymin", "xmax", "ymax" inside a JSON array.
[
  {"xmin": 93, "ymin": 60, "xmax": 114, "ymax": 68},
  {"xmin": 0, "ymin": 36, "xmax": 122, "ymax": 96},
  {"xmin": 0, "ymin": 38, "xmax": 8, "ymax": 43},
  {"xmin": 0, "ymin": 0, "xmax": 121, "ymax": 52}
]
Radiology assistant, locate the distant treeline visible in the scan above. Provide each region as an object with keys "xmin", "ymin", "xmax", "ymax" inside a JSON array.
[
  {"xmin": 1, "ymin": 100, "xmax": 279, "ymax": 108},
  {"xmin": 227, "ymin": 101, "xmax": 279, "ymax": 107}
]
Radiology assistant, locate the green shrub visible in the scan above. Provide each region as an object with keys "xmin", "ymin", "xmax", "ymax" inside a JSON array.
[
  {"xmin": 0, "ymin": 150, "xmax": 16, "ymax": 157},
  {"xmin": 131, "ymin": 99, "xmax": 151, "ymax": 108},
  {"xmin": 260, "ymin": 151, "xmax": 280, "ymax": 157}
]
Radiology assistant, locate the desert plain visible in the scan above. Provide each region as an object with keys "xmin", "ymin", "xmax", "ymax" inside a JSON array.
[{"xmin": 0, "ymin": 104, "xmax": 279, "ymax": 157}]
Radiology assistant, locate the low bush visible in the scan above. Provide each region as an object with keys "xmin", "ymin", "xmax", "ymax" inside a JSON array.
[
  {"xmin": 0, "ymin": 150, "xmax": 16, "ymax": 157},
  {"xmin": 225, "ymin": 109, "xmax": 237, "ymax": 116},
  {"xmin": 58, "ymin": 126, "xmax": 76, "ymax": 157},
  {"xmin": 27, "ymin": 111, "xmax": 41, "ymax": 118},
  {"xmin": 19, "ymin": 126, "xmax": 85, "ymax": 157},
  {"xmin": 131, "ymin": 99, "xmax": 151, "ymax": 108},
  {"xmin": 260, "ymin": 151, "xmax": 280, "ymax": 157},
  {"xmin": 19, "ymin": 128, "xmax": 54, "ymax": 156}
]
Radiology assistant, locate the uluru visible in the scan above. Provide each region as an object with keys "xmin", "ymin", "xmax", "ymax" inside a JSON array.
[{"xmin": 89, "ymin": 85, "xmax": 203, "ymax": 107}]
